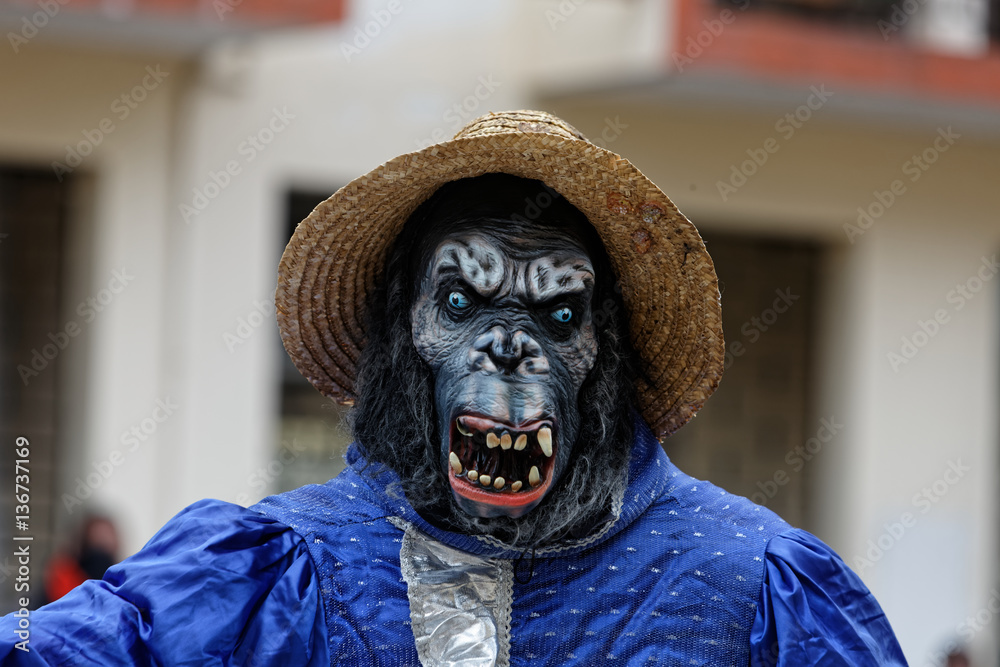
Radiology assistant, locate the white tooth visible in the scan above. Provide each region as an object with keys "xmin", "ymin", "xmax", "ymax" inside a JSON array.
[
  {"xmin": 449, "ymin": 452, "xmax": 462, "ymax": 474},
  {"xmin": 514, "ymin": 434, "xmax": 527, "ymax": 451},
  {"xmin": 529, "ymin": 466, "xmax": 541, "ymax": 487},
  {"xmin": 511, "ymin": 480, "xmax": 523, "ymax": 492},
  {"xmin": 538, "ymin": 427, "xmax": 552, "ymax": 457},
  {"xmin": 500, "ymin": 433, "xmax": 512, "ymax": 450},
  {"xmin": 493, "ymin": 476, "xmax": 505, "ymax": 490},
  {"xmin": 486, "ymin": 433, "xmax": 500, "ymax": 449},
  {"xmin": 456, "ymin": 420, "xmax": 472, "ymax": 437},
  {"xmin": 468, "ymin": 470, "xmax": 479, "ymax": 482},
  {"xmin": 479, "ymin": 474, "xmax": 492, "ymax": 487}
]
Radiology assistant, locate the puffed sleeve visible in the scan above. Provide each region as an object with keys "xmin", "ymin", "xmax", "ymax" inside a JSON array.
[
  {"xmin": 749, "ymin": 528, "xmax": 908, "ymax": 666},
  {"xmin": 0, "ymin": 499, "xmax": 328, "ymax": 666}
]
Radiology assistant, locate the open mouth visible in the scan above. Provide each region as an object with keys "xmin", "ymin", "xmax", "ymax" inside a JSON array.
[{"xmin": 448, "ymin": 414, "xmax": 556, "ymax": 509}]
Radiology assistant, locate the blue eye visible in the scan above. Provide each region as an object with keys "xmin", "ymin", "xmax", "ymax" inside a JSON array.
[
  {"xmin": 448, "ymin": 291, "xmax": 471, "ymax": 310},
  {"xmin": 552, "ymin": 307, "xmax": 573, "ymax": 323}
]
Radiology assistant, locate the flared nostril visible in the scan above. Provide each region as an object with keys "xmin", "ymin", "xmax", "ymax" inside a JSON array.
[
  {"xmin": 471, "ymin": 326, "xmax": 546, "ymax": 374},
  {"xmin": 491, "ymin": 340, "xmax": 521, "ymax": 370}
]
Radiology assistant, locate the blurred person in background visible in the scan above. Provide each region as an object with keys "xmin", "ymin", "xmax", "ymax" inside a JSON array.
[
  {"xmin": 41, "ymin": 515, "xmax": 120, "ymax": 605},
  {"xmin": 946, "ymin": 648, "xmax": 972, "ymax": 667}
]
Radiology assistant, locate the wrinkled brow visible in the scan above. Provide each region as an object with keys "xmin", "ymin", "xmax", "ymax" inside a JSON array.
[
  {"xmin": 524, "ymin": 257, "xmax": 595, "ymax": 304},
  {"xmin": 428, "ymin": 239, "xmax": 505, "ymax": 297}
]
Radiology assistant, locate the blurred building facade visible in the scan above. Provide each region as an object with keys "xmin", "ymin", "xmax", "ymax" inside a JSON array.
[{"xmin": 0, "ymin": 0, "xmax": 998, "ymax": 664}]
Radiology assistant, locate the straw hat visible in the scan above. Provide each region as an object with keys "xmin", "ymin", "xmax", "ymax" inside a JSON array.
[{"xmin": 276, "ymin": 110, "xmax": 723, "ymax": 439}]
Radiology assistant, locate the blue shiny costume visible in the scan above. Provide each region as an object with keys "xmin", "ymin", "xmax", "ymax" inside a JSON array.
[{"xmin": 0, "ymin": 421, "xmax": 907, "ymax": 665}]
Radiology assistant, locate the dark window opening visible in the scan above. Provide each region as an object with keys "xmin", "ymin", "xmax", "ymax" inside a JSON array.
[
  {"xmin": 718, "ymin": 0, "xmax": 899, "ymax": 27},
  {"xmin": 990, "ymin": 0, "xmax": 1000, "ymax": 42},
  {"xmin": 0, "ymin": 166, "xmax": 73, "ymax": 612},
  {"xmin": 270, "ymin": 189, "xmax": 352, "ymax": 496},
  {"xmin": 664, "ymin": 233, "xmax": 820, "ymax": 530}
]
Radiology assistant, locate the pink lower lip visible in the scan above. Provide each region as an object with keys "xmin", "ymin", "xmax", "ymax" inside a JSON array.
[{"xmin": 449, "ymin": 472, "xmax": 552, "ymax": 507}]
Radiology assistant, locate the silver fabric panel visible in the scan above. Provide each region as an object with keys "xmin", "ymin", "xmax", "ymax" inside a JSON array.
[{"xmin": 394, "ymin": 519, "xmax": 512, "ymax": 667}]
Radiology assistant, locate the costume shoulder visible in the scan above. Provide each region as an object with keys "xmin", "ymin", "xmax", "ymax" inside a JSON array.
[
  {"xmin": 646, "ymin": 461, "xmax": 793, "ymax": 572},
  {"xmin": 750, "ymin": 528, "xmax": 908, "ymax": 666},
  {"xmin": 0, "ymin": 499, "xmax": 327, "ymax": 666},
  {"xmin": 250, "ymin": 460, "xmax": 393, "ymax": 532},
  {"xmin": 250, "ymin": 461, "xmax": 421, "ymax": 665},
  {"xmin": 648, "ymin": 461, "xmax": 906, "ymax": 665}
]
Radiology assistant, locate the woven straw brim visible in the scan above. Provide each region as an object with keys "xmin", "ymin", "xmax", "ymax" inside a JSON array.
[{"xmin": 276, "ymin": 128, "xmax": 724, "ymax": 439}]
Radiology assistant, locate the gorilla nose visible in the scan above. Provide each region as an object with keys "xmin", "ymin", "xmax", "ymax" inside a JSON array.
[{"xmin": 471, "ymin": 326, "xmax": 549, "ymax": 376}]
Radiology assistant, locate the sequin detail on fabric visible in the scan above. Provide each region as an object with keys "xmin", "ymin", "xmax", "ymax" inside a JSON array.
[{"xmin": 508, "ymin": 470, "xmax": 787, "ymax": 665}]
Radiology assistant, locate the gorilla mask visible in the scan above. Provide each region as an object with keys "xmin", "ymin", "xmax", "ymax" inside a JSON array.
[
  {"xmin": 351, "ymin": 174, "xmax": 639, "ymax": 547},
  {"xmin": 411, "ymin": 223, "xmax": 598, "ymax": 519}
]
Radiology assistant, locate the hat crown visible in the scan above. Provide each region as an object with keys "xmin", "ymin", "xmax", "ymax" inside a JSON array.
[{"xmin": 453, "ymin": 110, "xmax": 589, "ymax": 143}]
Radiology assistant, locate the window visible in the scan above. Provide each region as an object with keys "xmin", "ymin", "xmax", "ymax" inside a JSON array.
[
  {"xmin": 271, "ymin": 190, "xmax": 352, "ymax": 494},
  {"xmin": 0, "ymin": 166, "xmax": 73, "ymax": 611},
  {"xmin": 664, "ymin": 233, "xmax": 819, "ymax": 529}
]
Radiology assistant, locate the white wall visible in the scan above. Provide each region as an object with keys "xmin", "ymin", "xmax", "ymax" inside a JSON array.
[{"xmin": 0, "ymin": 45, "xmax": 190, "ymax": 554}]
